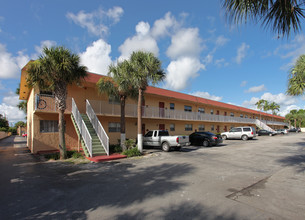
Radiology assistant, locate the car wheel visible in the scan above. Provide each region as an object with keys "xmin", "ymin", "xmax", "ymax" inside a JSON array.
[
  {"xmin": 222, "ymin": 135, "xmax": 227, "ymax": 140},
  {"xmin": 203, "ymin": 140, "xmax": 210, "ymax": 147},
  {"xmin": 161, "ymin": 142, "xmax": 170, "ymax": 152},
  {"xmin": 241, "ymin": 135, "xmax": 248, "ymax": 141}
]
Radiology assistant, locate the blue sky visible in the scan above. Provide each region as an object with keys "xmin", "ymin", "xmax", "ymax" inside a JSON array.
[{"xmin": 1, "ymin": 0, "xmax": 305, "ymax": 124}]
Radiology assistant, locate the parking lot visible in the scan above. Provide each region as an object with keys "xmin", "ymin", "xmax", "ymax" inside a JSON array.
[{"xmin": 1, "ymin": 134, "xmax": 305, "ymax": 219}]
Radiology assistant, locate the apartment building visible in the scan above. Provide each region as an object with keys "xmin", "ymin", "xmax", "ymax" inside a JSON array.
[{"xmin": 19, "ymin": 63, "xmax": 287, "ymax": 156}]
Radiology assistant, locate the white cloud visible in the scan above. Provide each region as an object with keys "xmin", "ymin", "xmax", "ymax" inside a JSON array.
[
  {"xmin": 245, "ymin": 84, "xmax": 267, "ymax": 93},
  {"xmin": 151, "ymin": 12, "xmax": 179, "ymax": 38},
  {"xmin": 118, "ymin": 21, "xmax": 159, "ymax": 60},
  {"xmin": 66, "ymin": 6, "xmax": 123, "ymax": 37},
  {"xmin": 166, "ymin": 28, "xmax": 204, "ymax": 59},
  {"xmin": 240, "ymin": 81, "xmax": 247, "ymax": 87},
  {"xmin": 165, "ymin": 57, "xmax": 205, "ymax": 90},
  {"xmin": 215, "ymin": 35, "xmax": 229, "ymax": 47},
  {"xmin": 190, "ymin": 91, "xmax": 223, "ymax": 101},
  {"xmin": 274, "ymin": 34, "xmax": 305, "ymax": 70},
  {"xmin": 0, "ymin": 43, "xmax": 29, "ymax": 79},
  {"xmin": 34, "ymin": 40, "xmax": 57, "ymax": 57},
  {"xmin": 235, "ymin": 42, "xmax": 249, "ymax": 64},
  {"xmin": 79, "ymin": 39, "xmax": 112, "ymax": 75},
  {"xmin": 0, "ymin": 91, "xmax": 26, "ymax": 124},
  {"xmin": 214, "ymin": 58, "xmax": 229, "ymax": 67},
  {"xmin": 242, "ymin": 92, "xmax": 298, "ymax": 116}
]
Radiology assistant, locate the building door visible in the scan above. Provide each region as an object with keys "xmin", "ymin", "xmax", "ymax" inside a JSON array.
[
  {"xmin": 216, "ymin": 110, "xmax": 219, "ymax": 115},
  {"xmin": 224, "ymin": 112, "xmax": 227, "ymax": 116},
  {"xmin": 224, "ymin": 126, "xmax": 227, "ymax": 132},
  {"xmin": 159, "ymin": 124, "xmax": 165, "ymax": 130},
  {"xmin": 142, "ymin": 124, "xmax": 146, "ymax": 136},
  {"xmin": 159, "ymin": 102, "xmax": 165, "ymax": 117}
]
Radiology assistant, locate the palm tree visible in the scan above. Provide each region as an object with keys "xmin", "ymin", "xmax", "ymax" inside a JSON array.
[
  {"xmin": 268, "ymin": 102, "xmax": 280, "ymax": 115},
  {"xmin": 255, "ymin": 99, "xmax": 268, "ymax": 119},
  {"xmin": 26, "ymin": 46, "xmax": 87, "ymax": 159},
  {"xmin": 222, "ymin": 0, "xmax": 305, "ymax": 37},
  {"xmin": 287, "ymin": 55, "xmax": 305, "ymax": 96},
  {"xmin": 97, "ymin": 60, "xmax": 137, "ymax": 151},
  {"xmin": 129, "ymin": 51, "xmax": 165, "ymax": 153}
]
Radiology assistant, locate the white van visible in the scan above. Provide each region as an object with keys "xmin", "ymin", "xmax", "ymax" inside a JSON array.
[{"xmin": 221, "ymin": 127, "xmax": 256, "ymax": 141}]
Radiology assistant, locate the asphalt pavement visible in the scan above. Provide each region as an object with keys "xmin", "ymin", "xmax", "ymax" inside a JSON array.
[{"xmin": 0, "ymin": 134, "xmax": 305, "ymax": 220}]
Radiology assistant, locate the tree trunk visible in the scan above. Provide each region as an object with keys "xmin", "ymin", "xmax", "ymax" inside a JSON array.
[
  {"xmin": 120, "ymin": 96, "xmax": 126, "ymax": 151},
  {"xmin": 137, "ymin": 88, "xmax": 143, "ymax": 153},
  {"xmin": 58, "ymin": 108, "xmax": 67, "ymax": 159}
]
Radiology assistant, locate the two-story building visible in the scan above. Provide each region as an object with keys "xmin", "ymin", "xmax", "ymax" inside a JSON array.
[{"xmin": 19, "ymin": 62, "xmax": 287, "ymax": 157}]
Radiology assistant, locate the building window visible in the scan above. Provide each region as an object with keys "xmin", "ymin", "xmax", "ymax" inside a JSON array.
[
  {"xmin": 170, "ymin": 103, "xmax": 175, "ymax": 110},
  {"xmin": 230, "ymin": 112, "xmax": 234, "ymax": 117},
  {"xmin": 184, "ymin": 105, "xmax": 192, "ymax": 112},
  {"xmin": 198, "ymin": 107, "xmax": 205, "ymax": 114},
  {"xmin": 240, "ymin": 114, "xmax": 243, "ymax": 118},
  {"xmin": 198, "ymin": 124, "xmax": 205, "ymax": 131},
  {"xmin": 108, "ymin": 95, "xmax": 120, "ymax": 105},
  {"xmin": 108, "ymin": 122, "xmax": 120, "ymax": 132},
  {"xmin": 40, "ymin": 120, "xmax": 58, "ymax": 133},
  {"xmin": 245, "ymin": 115, "xmax": 248, "ymax": 118},
  {"xmin": 210, "ymin": 109, "xmax": 214, "ymax": 115},
  {"xmin": 170, "ymin": 124, "xmax": 175, "ymax": 131},
  {"xmin": 211, "ymin": 125, "xmax": 214, "ymax": 131},
  {"xmin": 185, "ymin": 124, "xmax": 193, "ymax": 131},
  {"xmin": 256, "ymin": 117, "xmax": 258, "ymax": 119}
]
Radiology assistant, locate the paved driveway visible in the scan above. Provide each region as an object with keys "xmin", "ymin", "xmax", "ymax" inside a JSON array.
[{"xmin": 0, "ymin": 134, "xmax": 304, "ymax": 220}]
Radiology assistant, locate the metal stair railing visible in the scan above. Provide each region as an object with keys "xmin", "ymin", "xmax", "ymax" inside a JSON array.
[
  {"xmin": 255, "ymin": 119, "xmax": 275, "ymax": 132},
  {"xmin": 72, "ymin": 98, "xmax": 93, "ymax": 157},
  {"xmin": 86, "ymin": 100, "xmax": 109, "ymax": 156}
]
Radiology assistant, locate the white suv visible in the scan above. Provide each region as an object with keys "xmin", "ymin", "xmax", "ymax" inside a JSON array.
[{"xmin": 221, "ymin": 127, "xmax": 256, "ymax": 141}]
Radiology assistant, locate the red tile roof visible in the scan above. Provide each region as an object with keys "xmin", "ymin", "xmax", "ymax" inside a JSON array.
[{"xmin": 86, "ymin": 72, "xmax": 285, "ymax": 120}]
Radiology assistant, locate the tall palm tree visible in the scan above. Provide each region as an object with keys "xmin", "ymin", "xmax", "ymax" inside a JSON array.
[
  {"xmin": 255, "ymin": 99, "xmax": 268, "ymax": 119},
  {"xmin": 222, "ymin": 0, "xmax": 305, "ymax": 37},
  {"xmin": 268, "ymin": 102, "xmax": 280, "ymax": 115},
  {"xmin": 27, "ymin": 46, "xmax": 87, "ymax": 159},
  {"xmin": 130, "ymin": 51, "xmax": 165, "ymax": 153},
  {"xmin": 287, "ymin": 54, "xmax": 305, "ymax": 96},
  {"xmin": 97, "ymin": 60, "xmax": 137, "ymax": 151}
]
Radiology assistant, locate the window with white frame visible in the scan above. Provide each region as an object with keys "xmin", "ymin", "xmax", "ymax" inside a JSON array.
[
  {"xmin": 211, "ymin": 125, "xmax": 215, "ymax": 131},
  {"xmin": 108, "ymin": 122, "xmax": 120, "ymax": 132},
  {"xmin": 240, "ymin": 114, "xmax": 243, "ymax": 118},
  {"xmin": 198, "ymin": 124, "xmax": 205, "ymax": 131},
  {"xmin": 40, "ymin": 120, "xmax": 58, "ymax": 133},
  {"xmin": 170, "ymin": 124, "xmax": 175, "ymax": 131},
  {"xmin": 184, "ymin": 105, "xmax": 192, "ymax": 112},
  {"xmin": 185, "ymin": 124, "xmax": 193, "ymax": 131},
  {"xmin": 170, "ymin": 103, "xmax": 175, "ymax": 110},
  {"xmin": 210, "ymin": 109, "xmax": 214, "ymax": 115},
  {"xmin": 198, "ymin": 107, "xmax": 205, "ymax": 114},
  {"xmin": 230, "ymin": 112, "xmax": 234, "ymax": 117},
  {"xmin": 245, "ymin": 115, "xmax": 248, "ymax": 118}
]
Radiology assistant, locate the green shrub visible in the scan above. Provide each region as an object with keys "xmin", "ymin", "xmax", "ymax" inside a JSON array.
[
  {"xmin": 122, "ymin": 147, "xmax": 142, "ymax": 158},
  {"xmin": 109, "ymin": 144, "xmax": 122, "ymax": 153},
  {"xmin": 44, "ymin": 150, "xmax": 84, "ymax": 160},
  {"xmin": 125, "ymin": 139, "xmax": 136, "ymax": 150}
]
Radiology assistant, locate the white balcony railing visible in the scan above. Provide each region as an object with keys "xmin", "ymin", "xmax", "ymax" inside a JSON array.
[
  {"xmin": 72, "ymin": 98, "xmax": 93, "ymax": 157},
  {"xmin": 88, "ymin": 100, "xmax": 287, "ymax": 126}
]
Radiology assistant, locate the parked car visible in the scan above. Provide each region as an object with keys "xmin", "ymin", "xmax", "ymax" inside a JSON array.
[
  {"xmin": 275, "ymin": 129, "xmax": 288, "ymax": 134},
  {"xmin": 288, "ymin": 128, "xmax": 301, "ymax": 133},
  {"xmin": 257, "ymin": 129, "xmax": 276, "ymax": 136},
  {"xmin": 143, "ymin": 130, "xmax": 189, "ymax": 152},
  {"xmin": 221, "ymin": 127, "xmax": 256, "ymax": 141},
  {"xmin": 189, "ymin": 131, "xmax": 223, "ymax": 147}
]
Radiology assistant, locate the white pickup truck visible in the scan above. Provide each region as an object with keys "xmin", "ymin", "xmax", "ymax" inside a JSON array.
[{"xmin": 143, "ymin": 130, "xmax": 189, "ymax": 152}]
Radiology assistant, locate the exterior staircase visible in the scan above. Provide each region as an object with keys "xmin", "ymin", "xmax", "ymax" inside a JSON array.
[
  {"xmin": 81, "ymin": 114, "xmax": 107, "ymax": 156},
  {"xmin": 71, "ymin": 113, "xmax": 107, "ymax": 157},
  {"xmin": 255, "ymin": 119, "xmax": 275, "ymax": 132}
]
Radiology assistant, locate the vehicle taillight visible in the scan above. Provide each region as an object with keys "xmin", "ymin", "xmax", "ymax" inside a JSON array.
[
  {"xmin": 251, "ymin": 132, "xmax": 253, "ymax": 135},
  {"xmin": 213, "ymin": 136, "xmax": 218, "ymax": 140},
  {"xmin": 176, "ymin": 137, "xmax": 179, "ymax": 143}
]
